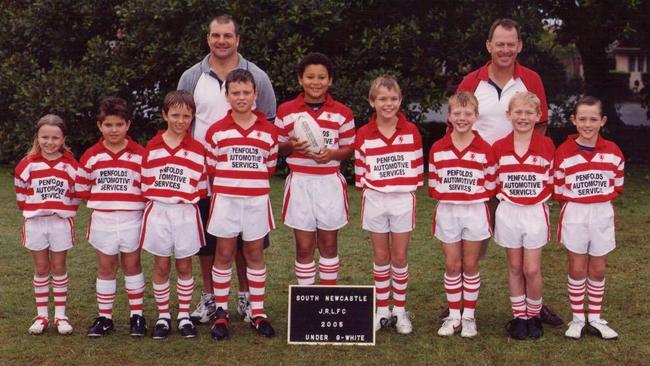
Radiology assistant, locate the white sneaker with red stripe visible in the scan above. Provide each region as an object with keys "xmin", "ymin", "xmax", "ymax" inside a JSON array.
[{"xmin": 28, "ymin": 316, "xmax": 49, "ymax": 335}]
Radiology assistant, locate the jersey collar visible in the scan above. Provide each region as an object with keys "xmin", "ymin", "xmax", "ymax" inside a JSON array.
[
  {"xmin": 366, "ymin": 112, "xmax": 409, "ymax": 136},
  {"xmin": 296, "ymin": 92, "xmax": 335, "ymax": 109},
  {"xmin": 476, "ymin": 61, "xmax": 524, "ymax": 81}
]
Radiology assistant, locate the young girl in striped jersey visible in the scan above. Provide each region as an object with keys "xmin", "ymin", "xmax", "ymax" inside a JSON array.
[
  {"xmin": 555, "ymin": 96, "xmax": 624, "ymax": 340},
  {"xmin": 493, "ymin": 92, "xmax": 555, "ymax": 340},
  {"xmin": 355, "ymin": 76, "xmax": 423, "ymax": 334},
  {"xmin": 76, "ymin": 97, "xmax": 147, "ymax": 337},
  {"xmin": 429, "ymin": 92, "xmax": 496, "ymax": 338},
  {"xmin": 15, "ymin": 114, "xmax": 79, "ymax": 335}
]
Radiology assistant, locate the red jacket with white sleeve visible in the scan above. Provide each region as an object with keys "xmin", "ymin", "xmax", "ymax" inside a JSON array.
[
  {"xmin": 428, "ymin": 131, "xmax": 496, "ymax": 204},
  {"xmin": 354, "ymin": 112, "xmax": 423, "ymax": 193},
  {"xmin": 493, "ymin": 132, "xmax": 555, "ymax": 205},
  {"xmin": 205, "ymin": 111, "xmax": 278, "ymax": 197},
  {"xmin": 141, "ymin": 131, "xmax": 208, "ymax": 204},
  {"xmin": 274, "ymin": 93, "xmax": 355, "ymax": 175},
  {"xmin": 76, "ymin": 138, "xmax": 146, "ymax": 211},
  {"xmin": 15, "ymin": 150, "xmax": 80, "ymax": 218},
  {"xmin": 554, "ymin": 134, "xmax": 624, "ymax": 203}
]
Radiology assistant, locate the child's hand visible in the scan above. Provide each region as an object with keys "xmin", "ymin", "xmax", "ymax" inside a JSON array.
[
  {"xmin": 291, "ymin": 138, "xmax": 312, "ymax": 155},
  {"xmin": 311, "ymin": 148, "xmax": 333, "ymax": 164}
]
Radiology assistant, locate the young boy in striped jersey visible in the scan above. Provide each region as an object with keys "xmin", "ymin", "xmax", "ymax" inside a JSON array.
[
  {"xmin": 140, "ymin": 90, "xmax": 208, "ymax": 340},
  {"xmin": 555, "ymin": 96, "xmax": 624, "ymax": 340},
  {"xmin": 205, "ymin": 69, "xmax": 278, "ymax": 340},
  {"xmin": 76, "ymin": 97, "xmax": 147, "ymax": 337},
  {"xmin": 429, "ymin": 92, "xmax": 496, "ymax": 338},
  {"xmin": 275, "ymin": 52, "xmax": 355, "ymax": 287},
  {"xmin": 493, "ymin": 92, "xmax": 555, "ymax": 340},
  {"xmin": 355, "ymin": 76, "xmax": 423, "ymax": 334}
]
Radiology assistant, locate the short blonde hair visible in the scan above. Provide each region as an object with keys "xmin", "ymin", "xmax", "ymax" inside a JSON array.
[
  {"xmin": 508, "ymin": 91, "xmax": 541, "ymax": 114},
  {"xmin": 448, "ymin": 92, "xmax": 479, "ymax": 114},
  {"xmin": 368, "ymin": 76, "xmax": 402, "ymax": 101}
]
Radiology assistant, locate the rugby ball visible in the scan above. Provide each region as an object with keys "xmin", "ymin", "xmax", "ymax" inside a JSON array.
[{"xmin": 294, "ymin": 115, "xmax": 325, "ymax": 154}]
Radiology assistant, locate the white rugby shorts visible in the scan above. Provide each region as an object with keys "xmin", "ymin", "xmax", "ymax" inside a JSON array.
[
  {"xmin": 494, "ymin": 201, "xmax": 549, "ymax": 249},
  {"xmin": 558, "ymin": 201, "xmax": 616, "ymax": 256},
  {"xmin": 282, "ymin": 172, "xmax": 348, "ymax": 231},
  {"xmin": 22, "ymin": 215, "xmax": 75, "ymax": 252},
  {"xmin": 87, "ymin": 210, "xmax": 143, "ymax": 255},
  {"xmin": 433, "ymin": 201, "xmax": 491, "ymax": 243},
  {"xmin": 139, "ymin": 201, "xmax": 204, "ymax": 258},
  {"xmin": 361, "ymin": 189, "xmax": 416, "ymax": 233},
  {"xmin": 207, "ymin": 194, "xmax": 275, "ymax": 241}
]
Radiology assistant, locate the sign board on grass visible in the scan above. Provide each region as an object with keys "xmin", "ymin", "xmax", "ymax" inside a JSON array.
[{"xmin": 287, "ymin": 285, "xmax": 375, "ymax": 345}]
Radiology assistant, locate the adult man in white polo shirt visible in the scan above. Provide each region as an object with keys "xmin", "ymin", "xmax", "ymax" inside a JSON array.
[
  {"xmin": 453, "ymin": 18, "xmax": 563, "ymax": 328},
  {"xmin": 178, "ymin": 14, "xmax": 276, "ymax": 326}
]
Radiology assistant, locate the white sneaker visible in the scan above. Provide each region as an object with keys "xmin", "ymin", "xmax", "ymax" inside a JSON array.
[
  {"xmin": 28, "ymin": 316, "xmax": 49, "ymax": 335},
  {"xmin": 190, "ymin": 293, "xmax": 212, "ymax": 324},
  {"xmin": 437, "ymin": 316, "xmax": 461, "ymax": 336},
  {"xmin": 588, "ymin": 319, "xmax": 618, "ymax": 340},
  {"xmin": 393, "ymin": 311, "xmax": 413, "ymax": 335},
  {"xmin": 565, "ymin": 319, "xmax": 586, "ymax": 339},
  {"xmin": 55, "ymin": 317, "xmax": 73, "ymax": 335},
  {"xmin": 237, "ymin": 294, "xmax": 252, "ymax": 323},
  {"xmin": 460, "ymin": 317, "xmax": 477, "ymax": 338},
  {"xmin": 374, "ymin": 309, "xmax": 392, "ymax": 332}
]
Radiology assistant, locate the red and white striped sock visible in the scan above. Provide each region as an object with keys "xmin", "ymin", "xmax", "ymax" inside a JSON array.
[
  {"xmin": 33, "ymin": 275, "xmax": 49, "ymax": 318},
  {"xmin": 176, "ymin": 277, "xmax": 194, "ymax": 320},
  {"xmin": 247, "ymin": 267, "xmax": 267, "ymax": 318},
  {"xmin": 211, "ymin": 266, "xmax": 232, "ymax": 311},
  {"xmin": 587, "ymin": 278, "xmax": 605, "ymax": 322},
  {"xmin": 510, "ymin": 294, "xmax": 527, "ymax": 319},
  {"xmin": 96, "ymin": 278, "xmax": 116, "ymax": 319},
  {"xmin": 526, "ymin": 297, "xmax": 543, "ymax": 319},
  {"xmin": 51, "ymin": 273, "xmax": 68, "ymax": 319},
  {"xmin": 373, "ymin": 263, "xmax": 391, "ymax": 314},
  {"xmin": 153, "ymin": 280, "xmax": 171, "ymax": 320},
  {"xmin": 391, "ymin": 265, "xmax": 409, "ymax": 314},
  {"xmin": 444, "ymin": 273, "xmax": 463, "ymax": 319},
  {"xmin": 295, "ymin": 260, "xmax": 316, "ymax": 285},
  {"xmin": 462, "ymin": 272, "xmax": 480, "ymax": 319},
  {"xmin": 568, "ymin": 276, "xmax": 586, "ymax": 321},
  {"xmin": 124, "ymin": 273, "xmax": 145, "ymax": 317},
  {"xmin": 319, "ymin": 256, "xmax": 339, "ymax": 285}
]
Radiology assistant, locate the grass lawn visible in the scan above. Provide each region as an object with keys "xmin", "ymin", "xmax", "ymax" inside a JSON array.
[{"xmin": 1, "ymin": 165, "xmax": 649, "ymax": 365}]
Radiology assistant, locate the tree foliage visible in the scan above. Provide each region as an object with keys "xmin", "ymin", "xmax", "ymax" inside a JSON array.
[{"xmin": 0, "ymin": 0, "xmax": 607, "ymax": 163}]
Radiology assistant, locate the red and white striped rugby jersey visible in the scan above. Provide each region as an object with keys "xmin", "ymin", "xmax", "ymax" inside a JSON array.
[
  {"xmin": 275, "ymin": 93, "xmax": 355, "ymax": 174},
  {"xmin": 457, "ymin": 62, "xmax": 548, "ymax": 145},
  {"xmin": 76, "ymin": 138, "xmax": 146, "ymax": 211},
  {"xmin": 493, "ymin": 132, "xmax": 555, "ymax": 205},
  {"xmin": 15, "ymin": 150, "xmax": 80, "ymax": 218},
  {"xmin": 428, "ymin": 131, "xmax": 497, "ymax": 204},
  {"xmin": 141, "ymin": 131, "xmax": 208, "ymax": 204},
  {"xmin": 205, "ymin": 111, "xmax": 278, "ymax": 197},
  {"xmin": 554, "ymin": 134, "xmax": 624, "ymax": 203},
  {"xmin": 354, "ymin": 113, "xmax": 424, "ymax": 192}
]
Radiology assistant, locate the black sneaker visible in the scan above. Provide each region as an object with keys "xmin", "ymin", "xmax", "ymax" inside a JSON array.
[
  {"xmin": 178, "ymin": 317, "xmax": 197, "ymax": 338},
  {"xmin": 87, "ymin": 316, "xmax": 114, "ymax": 337},
  {"xmin": 129, "ymin": 314, "xmax": 147, "ymax": 337},
  {"xmin": 527, "ymin": 317, "xmax": 544, "ymax": 339},
  {"xmin": 210, "ymin": 307, "xmax": 230, "ymax": 341},
  {"xmin": 506, "ymin": 318, "xmax": 528, "ymax": 340},
  {"xmin": 250, "ymin": 316, "xmax": 275, "ymax": 337},
  {"xmin": 540, "ymin": 304, "xmax": 564, "ymax": 327},
  {"xmin": 152, "ymin": 318, "xmax": 171, "ymax": 340}
]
